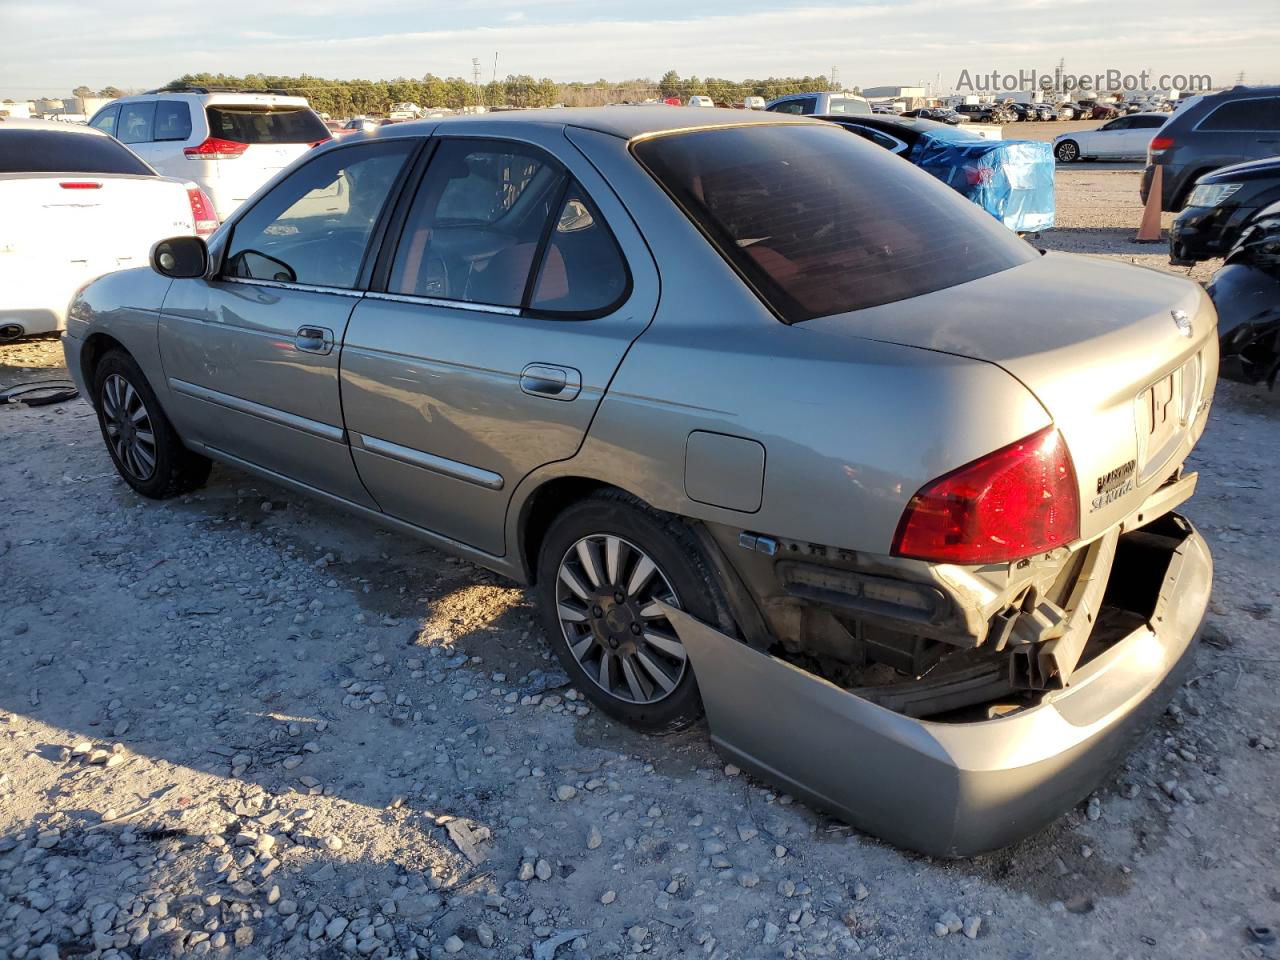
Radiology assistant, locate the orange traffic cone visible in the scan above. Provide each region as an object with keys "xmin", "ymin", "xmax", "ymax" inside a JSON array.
[{"xmin": 1133, "ymin": 165, "xmax": 1164, "ymax": 243}]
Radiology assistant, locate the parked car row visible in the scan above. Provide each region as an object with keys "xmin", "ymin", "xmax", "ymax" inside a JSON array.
[{"xmin": 62, "ymin": 105, "xmax": 1216, "ymax": 858}]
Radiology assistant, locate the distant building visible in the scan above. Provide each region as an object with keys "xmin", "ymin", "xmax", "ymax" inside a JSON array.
[
  {"xmin": 862, "ymin": 86, "xmax": 926, "ymax": 100},
  {"xmin": 0, "ymin": 100, "xmax": 31, "ymax": 118},
  {"xmin": 73, "ymin": 94, "xmax": 116, "ymax": 117},
  {"xmin": 35, "ymin": 98, "xmax": 66, "ymax": 114}
]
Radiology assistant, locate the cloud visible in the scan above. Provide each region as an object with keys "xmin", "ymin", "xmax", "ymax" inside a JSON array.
[{"xmin": 1, "ymin": 0, "xmax": 1275, "ymax": 97}]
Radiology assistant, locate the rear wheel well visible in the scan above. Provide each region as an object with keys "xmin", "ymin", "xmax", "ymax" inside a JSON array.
[
  {"xmin": 519, "ymin": 477, "xmax": 618, "ymax": 584},
  {"xmin": 80, "ymin": 333, "xmax": 130, "ymax": 404}
]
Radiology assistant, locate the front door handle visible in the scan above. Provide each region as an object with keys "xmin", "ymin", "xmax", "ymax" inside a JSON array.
[
  {"xmin": 520, "ymin": 363, "xmax": 581, "ymax": 401},
  {"xmin": 295, "ymin": 325, "xmax": 334, "ymax": 355}
]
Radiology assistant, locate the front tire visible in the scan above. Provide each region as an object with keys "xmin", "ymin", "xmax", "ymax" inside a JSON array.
[
  {"xmin": 1055, "ymin": 140, "xmax": 1080, "ymax": 163},
  {"xmin": 94, "ymin": 350, "xmax": 211, "ymax": 499},
  {"xmin": 535, "ymin": 492, "xmax": 733, "ymax": 733}
]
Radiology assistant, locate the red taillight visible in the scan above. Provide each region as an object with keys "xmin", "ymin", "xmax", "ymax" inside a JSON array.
[
  {"xmin": 183, "ymin": 137, "xmax": 248, "ymax": 160},
  {"xmin": 185, "ymin": 184, "xmax": 218, "ymax": 237},
  {"xmin": 891, "ymin": 426, "xmax": 1080, "ymax": 565},
  {"xmin": 59, "ymin": 181, "xmax": 102, "ymax": 189},
  {"xmin": 308, "ymin": 137, "xmax": 333, "ymax": 149},
  {"xmin": 1148, "ymin": 135, "xmax": 1174, "ymax": 159}
]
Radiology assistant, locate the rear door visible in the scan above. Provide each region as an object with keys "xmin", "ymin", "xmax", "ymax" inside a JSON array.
[
  {"xmin": 158, "ymin": 138, "xmax": 418, "ymax": 504},
  {"xmin": 339, "ymin": 131, "xmax": 658, "ymax": 556}
]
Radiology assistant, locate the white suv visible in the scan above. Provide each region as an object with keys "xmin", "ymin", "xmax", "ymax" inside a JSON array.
[{"xmin": 88, "ymin": 89, "xmax": 331, "ymax": 221}]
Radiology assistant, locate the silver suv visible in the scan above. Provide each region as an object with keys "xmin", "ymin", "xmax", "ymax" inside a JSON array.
[{"xmin": 64, "ymin": 108, "xmax": 1216, "ymax": 856}]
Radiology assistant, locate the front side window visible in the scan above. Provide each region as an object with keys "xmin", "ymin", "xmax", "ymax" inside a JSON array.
[
  {"xmin": 633, "ymin": 124, "xmax": 1036, "ymax": 323},
  {"xmin": 1198, "ymin": 97, "xmax": 1280, "ymax": 132},
  {"xmin": 827, "ymin": 97, "xmax": 871, "ymax": 116},
  {"xmin": 388, "ymin": 139, "xmax": 562, "ymax": 307},
  {"xmin": 117, "ymin": 101, "xmax": 156, "ymax": 144},
  {"xmin": 89, "ymin": 106, "xmax": 118, "ymax": 137},
  {"xmin": 154, "ymin": 101, "xmax": 192, "ymax": 142},
  {"xmin": 224, "ymin": 140, "xmax": 414, "ymax": 289}
]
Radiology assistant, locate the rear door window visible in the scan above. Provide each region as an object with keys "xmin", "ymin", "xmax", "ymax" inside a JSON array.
[
  {"xmin": 88, "ymin": 106, "xmax": 118, "ymax": 137},
  {"xmin": 388, "ymin": 139, "xmax": 564, "ymax": 307},
  {"xmin": 117, "ymin": 102, "xmax": 156, "ymax": 144},
  {"xmin": 0, "ymin": 130, "xmax": 152, "ymax": 175},
  {"xmin": 206, "ymin": 105, "xmax": 330, "ymax": 144},
  {"xmin": 633, "ymin": 124, "xmax": 1036, "ymax": 323},
  {"xmin": 154, "ymin": 101, "xmax": 193, "ymax": 142},
  {"xmin": 224, "ymin": 140, "xmax": 415, "ymax": 289},
  {"xmin": 1198, "ymin": 97, "xmax": 1280, "ymax": 132}
]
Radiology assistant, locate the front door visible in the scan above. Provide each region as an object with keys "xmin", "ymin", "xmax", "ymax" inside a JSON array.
[
  {"xmin": 159, "ymin": 138, "xmax": 418, "ymax": 505},
  {"xmin": 339, "ymin": 134, "xmax": 658, "ymax": 556}
]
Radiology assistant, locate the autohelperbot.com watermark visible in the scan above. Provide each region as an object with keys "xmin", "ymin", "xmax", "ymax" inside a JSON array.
[{"xmin": 956, "ymin": 68, "xmax": 1213, "ymax": 94}]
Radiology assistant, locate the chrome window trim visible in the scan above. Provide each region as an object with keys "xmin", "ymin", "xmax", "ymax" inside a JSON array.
[
  {"xmin": 168, "ymin": 378, "xmax": 347, "ymax": 443},
  {"xmin": 218, "ymin": 277, "xmax": 364, "ymax": 298},
  {"xmin": 363, "ymin": 290, "xmax": 523, "ymax": 317},
  {"xmin": 354, "ymin": 432, "xmax": 505, "ymax": 491}
]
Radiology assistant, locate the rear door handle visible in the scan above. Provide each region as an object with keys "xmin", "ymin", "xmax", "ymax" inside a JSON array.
[
  {"xmin": 295, "ymin": 325, "xmax": 334, "ymax": 355},
  {"xmin": 520, "ymin": 363, "xmax": 581, "ymax": 401}
]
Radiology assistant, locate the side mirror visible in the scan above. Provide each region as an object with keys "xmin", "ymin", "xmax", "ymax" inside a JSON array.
[{"xmin": 151, "ymin": 236, "xmax": 209, "ymax": 279}]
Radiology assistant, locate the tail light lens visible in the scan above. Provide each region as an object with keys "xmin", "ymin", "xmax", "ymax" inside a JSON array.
[
  {"xmin": 185, "ymin": 184, "xmax": 218, "ymax": 236},
  {"xmin": 1148, "ymin": 135, "xmax": 1174, "ymax": 160},
  {"xmin": 891, "ymin": 426, "xmax": 1080, "ymax": 565},
  {"xmin": 184, "ymin": 137, "xmax": 248, "ymax": 160}
]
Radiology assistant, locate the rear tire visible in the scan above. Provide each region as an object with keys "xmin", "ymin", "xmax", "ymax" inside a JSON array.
[
  {"xmin": 535, "ymin": 492, "xmax": 734, "ymax": 733},
  {"xmin": 93, "ymin": 350, "xmax": 211, "ymax": 499}
]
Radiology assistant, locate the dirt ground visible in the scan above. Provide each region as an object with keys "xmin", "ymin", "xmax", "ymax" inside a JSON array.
[{"xmin": 1, "ymin": 167, "xmax": 1277, "ymax": 960}]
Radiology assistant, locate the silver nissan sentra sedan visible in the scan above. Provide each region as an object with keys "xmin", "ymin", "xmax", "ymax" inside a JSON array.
[{"xmin": 63, "ymin": 107, "xmax": 1217, "ymax": 856}]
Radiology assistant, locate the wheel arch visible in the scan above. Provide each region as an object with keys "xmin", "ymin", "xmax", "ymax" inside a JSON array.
[
  {"xmin": 516, "ymin": 475, "xmax": 629, "ymax": 584},
  {"xmin": 80, "ymin": 332, "xmax": 131, "ymax": 406}
]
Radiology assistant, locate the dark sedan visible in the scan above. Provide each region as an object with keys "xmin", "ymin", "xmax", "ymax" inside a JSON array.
[
  {"xmin": 1207, "ymin": 200, "xmax": 1280, "ymax": 387},
  {"xmin": 1170, "ymin": 155, "xmax": 1280, "ymax": 263}
]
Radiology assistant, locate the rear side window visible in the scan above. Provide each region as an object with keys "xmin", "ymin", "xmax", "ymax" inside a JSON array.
[
  {"xmin": 89, "ymin": 106, "xmax": 118, "ymax": 137},
  {"xmin": 1135, "ymin": 116, "xmax": 1167, "ymax": 129},
  {"xmin": 0, "ymin": 130, "xmax": 151, "ymax": 175},
  {"xmin": 154, "ymin": 101, "xmax": 192, "ymax": 142},
  {"xmin": 633, "ymin": 124, "xmax": 1036, "ymax": 323},
  {"xmin": 117, "ymin": 102, "xmax": 156, "ymax": 144},
  {"xmin": 206, "ymin": 105, "xmax": 329, "ymax": 144},
  {"xmin": 529, "ymin": 186, "xmax": 630, "ymax": 315},
  {"xmin": 1198, "ymin": 97, "xmax": 1280, "ymax": 132},
  {"xmin": 769, "ymin": 99, "xmax": 809, "ymax": 115}
]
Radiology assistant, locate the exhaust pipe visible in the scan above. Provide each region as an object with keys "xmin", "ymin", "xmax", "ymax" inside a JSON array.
[{"xmin": 0, "ymin": 323, "xmax": 25, "ymax": 341}]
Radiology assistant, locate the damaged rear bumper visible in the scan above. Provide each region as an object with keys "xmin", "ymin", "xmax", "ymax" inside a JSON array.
[{"xmin": 664, "ymin": 515, "xmax": 1212, "ymax": 857}]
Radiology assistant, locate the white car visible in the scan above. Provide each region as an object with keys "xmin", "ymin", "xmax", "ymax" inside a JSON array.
[
  {"xmin": 88, "ymin": 89, "xmax": 331, "ymax": 221},
  {"xmin": 686, "ymin": 96, "xmax": 716, "ymax": 108},
  {"xmin": 1052, "ymin": 112, "xmax": 1169, "ymax": 163},
  {"xmin": 0, "ymin": 118, "xmax": 212, "ymax": 340}
]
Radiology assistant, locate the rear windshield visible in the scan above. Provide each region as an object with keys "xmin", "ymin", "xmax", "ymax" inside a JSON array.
[
  {"xmin": 0, "ymin": 130, "xmax": 152, "ymax": 175},
  {"xmin": 827, "ymin": 97, "xmax": 872, "ymax": 115},
  {"xmin": 205, "ymin": 106, "xmax": 329, "ymax": 145},
  {"xmin": 632, "ymin": 124, "xmax": 1036, "ymax": 322}
]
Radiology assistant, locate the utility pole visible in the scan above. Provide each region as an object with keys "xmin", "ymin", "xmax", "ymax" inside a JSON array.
[
  {"xmin": 1237, "ymin": 70, "xmax": 1246, "ymax": 85},
  {"xmin": 472, "ymin": 57, "xmax": 482, "ymax": 108},
  {"xmin": 830, "ymin": 66, "xmax": 839, "ymax": 91},
  {"xmin": 493, "ymin": 52, "xmax": 499, "ymax": 85}
]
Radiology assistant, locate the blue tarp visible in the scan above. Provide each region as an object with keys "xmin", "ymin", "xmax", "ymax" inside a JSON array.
[{"xmin": 909, "ymin": 132, "xmax": 1056, "ymax": 234}]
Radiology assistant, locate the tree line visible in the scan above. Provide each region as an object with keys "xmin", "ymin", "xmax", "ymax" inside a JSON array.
[{"xmin": 81, "ymin": 71, "xmax": 849, "ymax": 115}]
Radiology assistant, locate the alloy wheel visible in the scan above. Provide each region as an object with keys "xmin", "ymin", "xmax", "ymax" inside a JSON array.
[
  {"xmin": 101, "ymin": 373, "xmax": 157, "ymax": 481},
  {"xmin": 555, "ymin": 534, "xmax": 687, "ymax": 704},
  {"xmin": 1056, "ymin": 141, "xmax": 1078, "ymax": 162}
]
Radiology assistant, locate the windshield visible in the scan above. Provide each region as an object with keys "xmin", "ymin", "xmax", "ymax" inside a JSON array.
[
  {"xmin": 205, "ymin": 105, "xmax": 329, "ymax": 145},
  {"xmin": 632, "ymin": 124, "xmax": 1036, "ymax": 322},
  {"xmin": 0, "ymin": 130, "xmax": 152, "ymax": 175}
]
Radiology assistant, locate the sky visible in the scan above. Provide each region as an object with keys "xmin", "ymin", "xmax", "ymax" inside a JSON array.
[{"xmin": 1, "ymin": 0, "xmax": 1276, "ymax": 102}]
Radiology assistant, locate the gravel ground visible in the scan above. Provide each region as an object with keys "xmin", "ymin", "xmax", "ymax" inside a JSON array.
[{"xmin": 1, "ymin": 169, "xmax": 1277, "ymax": 960}]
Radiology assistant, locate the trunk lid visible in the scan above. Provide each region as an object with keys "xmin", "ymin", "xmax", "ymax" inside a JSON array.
[
  {"xmin": 808, "ymin": 252, "xmax": 1218, "ymax": 541},
  {"xmin": 0, "ymin": 174, "xmax": 194, "ymax": 277}
]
